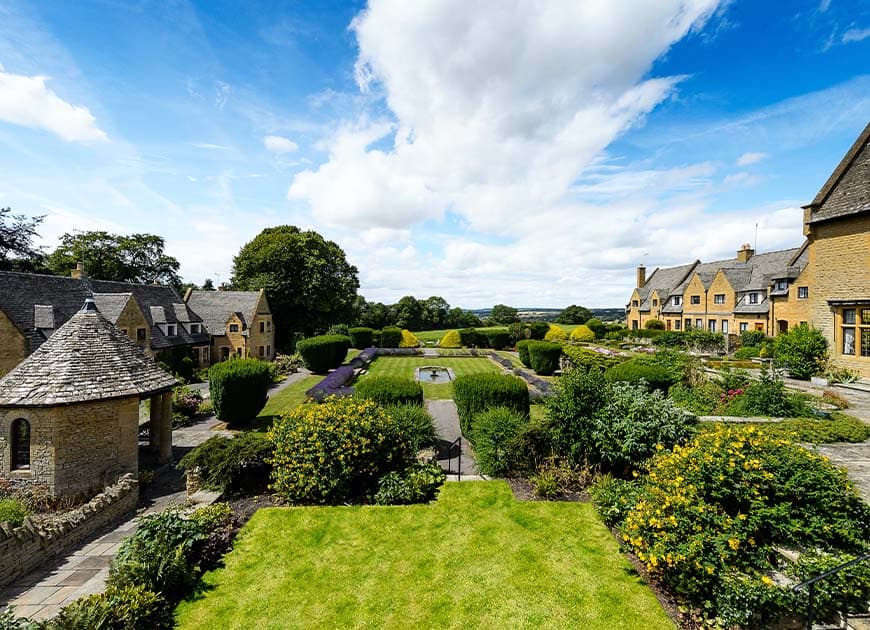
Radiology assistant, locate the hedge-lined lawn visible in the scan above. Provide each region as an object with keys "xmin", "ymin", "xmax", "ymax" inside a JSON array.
[
  {"xmin": 175, "ymin": 482, "xmax": 672, "ymax": 629},
  {"xmin": 358, "ymin": 357, "xmax": 503, "ymax": 399},
  {"xmin": 412, "ymin": 326, "xmax": 510, "ymax": 343},
  {"xmin": 252, "ymin": 375, "xmax": 324, "ymax": 431}
]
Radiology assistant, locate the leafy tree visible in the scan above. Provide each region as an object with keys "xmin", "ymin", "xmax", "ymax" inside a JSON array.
[
  {"xmin": 201, "ymin": 278, "xmax": 215, "ymax": 291},
  {"xmin": 357, "ymin": 300, "xmax": 393, "ymax": 330},
  {"xmin": 47, "ymin": 231, "xmax": 181, "ymax": 287},
  {"xmin": 0, "ymin": 207, "xmax": 47, "ymax": 272},
  {"xmin": 231, "ymin": 225, "xmax": 359, "ymax": 348},
  {"xmin": 556, "ymin": 304, "xmax": 593, "ymax": 324},
  {"xmin": 491, "ymin": 304, "xmax": 520, "ymax": 324},
  {"xmin": 393, "ymin": 295, "xmax": 424, "ymax": 330}
]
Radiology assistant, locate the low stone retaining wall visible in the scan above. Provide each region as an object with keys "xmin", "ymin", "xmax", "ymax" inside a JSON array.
[{"xmin": 0, "ymin": 474, "xmax": 138, "ymax": 589}]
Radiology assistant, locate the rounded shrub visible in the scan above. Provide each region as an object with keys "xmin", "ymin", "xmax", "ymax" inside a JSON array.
[
  {"xmin": 399, "ymin": 329, "xmax": 420, "ymax": 348},
  {"xmin": 267, "ymin": 397, "xmax": 411, "ymax": 504},
  {"xmin": 544, "ymin": 324, "xmax": 568, "ymax": 343},
  {"xmin": 178, "ymin": 432, "xmax": 273, "ymax": 495},
  {"xmin": 604, "ymin": 359, "xmax": 676, "ymax": 393},
  {"xmin": 516, "ymin": 339, "xmax": 534, "ymax": 367},
  {"xmin": 570, "ymin": 325, "xmax": 595, "ymax": 343},
  {"xmin": 438, "ymin": 329, "xmax": 462, "ymax": 348},
  {"xmin": 379, "ymin": 326, "xmax": 403, "ymax": 348},
  {"xmin": 527, "ymin": 322, "xmax": 549, "ymax": 340},
  {"xmin": 485, "ymin": 329, "xmax": 511, "ymax": 350},
  {"xmin": 585, "ymin": 318, "xmax": 605, "ymax": 339},
  {"xmin": 348, "ymin": 327, "xmax": 374, "ymax": 349},
  {"xmin": 774, "ymin": 324, "xmax": 828, "ymax": 380},
  {"xmin": 0, "ymin": 498, "xmax": 30, "ymax": 526},
  {"xmin": 453, "ymin": 373, "xmax": 530, "ymax": 436},
  {"xmin": 53, "ymin": 584, "xmax": 173, "ymax": 630},
  {"xmin": 470, "ymin": 407, "xmax": 530, "ymax": 476},
  {"xmin": 645, "ymin": 318, "xmax": 666, "ymax": 330},
  {"xmin": 527, "ymin": 340, "xmax": 562, "ymax": 376},
  {"xmin": 561, "ymin": 345, "xmax": 621, "ymax": 372},
  {"xmin": 355, "ymin": 376, "xmax": 424, "ymax": 406},
  {"xmin": 384, "ymin": 404, "xmax": 438, "ymax": 452},
  {"xmin": 208, "ymin": 359, "xmax": 271, "ymax": 425},
  {"xmin": 296, "ymin": 334, "xmax": 351, "ymax": 373}
]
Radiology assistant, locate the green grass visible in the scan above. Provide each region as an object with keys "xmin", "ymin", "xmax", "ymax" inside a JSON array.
[
  {"xmin": 358, "ymin": 356, "xmax": 502, "ymax": 399},
  {"xmin": 412, "ymin": 326, "xmax": 510, "ymax": 344},
  {"xmin": 251, "ymin": 375, "xmax": 324, "ymax": 431},
  {"xmin": 176, "ymin": 481, "xmax": 672, "ymax": 630},
  {"xmin": 495, "ymin": 350, "xmax": 524, "ymax": 368}
]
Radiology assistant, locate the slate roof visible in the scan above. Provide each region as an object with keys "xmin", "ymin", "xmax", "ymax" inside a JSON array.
[
  {"xmin": 185, "ymin": 290, "xmax": 264, "ymax": 335},
  {"xmin": 636, "ymin": 262, "xmax": 697, "ymax": 311},
  {"xmin": 0, "ymin": 299, "xmax": 177, "ymax": 407},
  {"xmin": 92, "ymin": 293, "xmax": 132, "ymax": 324},
  {"xmin": 805, "ymin": 122, "xmax": 870, "ymax": 224}
]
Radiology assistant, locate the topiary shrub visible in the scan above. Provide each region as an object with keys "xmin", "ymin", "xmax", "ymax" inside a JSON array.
[
  {"xmin": 399, "ymin": 329, "xmax": 419, "ymax": 348},
  {"xmin": 544, "ymin": 324, "xmax": 568, "ymax": 343},
  {"xmin": 178, "ymin": 432, "xmax": 273, "ymax": 496},
  {"xmin": 459, "ymin": 328, "xmax": 482, "ymax": 347},
  {"xmin": 469, "ymin": 407, "xmax": 530, "ymax": 476},
  {"xmin": 295, "ymin": 334, "xmax": 351, "ymax": 373},
  {"xmin": 527, "ymin": 340, "xmax": 562, "ymax": 376},
  {"xmin": 268, "ymin": 397, "xmax": 411, "ymax": 504},
  {"xmin": 570, "ymin": 325, "xmax": 595, "ymax": 343},
  {"xmin": 439, "ymin": 329, "xmax": 462, "ymax": 348},
  {"xmin": 348, "ymin": 327, "xmax": 374, "ymax": 349},
  {"xmin": 383, "ymin": 403, "xmax": 438, "ymax": 452},
  {"xmin": 561, "ymin": 345, "xmax": 622, "ymax": 371},
  {"xmin": 355, "ymin": 376, "xmax": 424, "ymax": 406},
  {"xmin": 527, "ymin": 322, "xmax": 549, "ymax": 340},
  {"xmin": 208, "ymin": 359, "xmax": 271, "ymax": 425},
  {"xmin": 485, "ymin": 329, "xmax": 511, "ymax": 350},
  {"xmin": 516, "ymin": 339, "xmax": 534, "ymax": 367},
  {"xmin": 774, "ymin": 324, "xmax": 828, "ymax": 379},
  {"xmin": 379, "ymin": 326, "xmax": 403, "ymax": 348},
  {"xmin": 741, "ymin": 330, "xmax": 767, "ymax": 347},
  {"xmin": 453, "ymin": 373, "xmax": 530, "ymax": 436},
  {"xmin": 604, "ymin": 359, "xmax": 676, "ymax": 393},
  {"xmin": 585, "ymin": 318, "xmax": 605, "ymax": 339},
  {"xmin": 645, "ymin": 318, "xmax": 666, "ymax": 330}
]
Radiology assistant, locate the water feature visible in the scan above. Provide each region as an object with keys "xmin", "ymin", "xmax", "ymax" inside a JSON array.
[{"xmin": 414, "ymin": 366, "xmax": 455, "ymax": 383}]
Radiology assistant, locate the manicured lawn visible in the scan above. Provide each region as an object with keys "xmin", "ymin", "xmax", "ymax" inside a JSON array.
[
  {"xmin": 495, "ymin": 349, "xmax": 524, "ymax": 367},
  {"xmin": 358, "ymin": 356, "xmax": 503, "ymax": 399},
  {"xmin": 175, "ymin": 482, "xmax": 673, "ymax": 629},
  {"xmin": 251, "ymin": 375, "xmax": 324, "ymax": 431},
  {"xmin": 412, "ymin": 326, "xmax": 510, "ymax": 344}
]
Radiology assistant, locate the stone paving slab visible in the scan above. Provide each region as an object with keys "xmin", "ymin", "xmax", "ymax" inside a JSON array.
[
  {"xmin": 426, "ymin": 399, "xmax": 478, "ymax": 476},
  {"xmin": 814, "ymin": 443, "xmax": 870, "ymax": 503}
]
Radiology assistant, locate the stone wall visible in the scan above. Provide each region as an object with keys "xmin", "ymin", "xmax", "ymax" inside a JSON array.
[
  {"xmin": 0, "ymin": 310, "xmax": 27, "ymax": 378},
  {"xmin": 0, "ymin": 474, "xmax": 138, "ymax": 589},
  {"xmin": 115, "ymin": 297, "xmax": 151, "ymax": 353}
]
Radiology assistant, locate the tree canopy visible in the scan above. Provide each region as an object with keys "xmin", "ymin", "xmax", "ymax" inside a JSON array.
[
  {"xmin": 556, "ymin": 304, "xmax": 593, "ymax": 324},
  {"xmin": 354, "ymin": 295, "xmax": 482, "ymax": 331},
  {"xmin": 231, "ymin": 225, "xmax": 360, "ymax": 347},
  {"xmin": 0, "ymin": 208, "xmax": 46, "ymax": 272},
  {"xmin": 47, "ymin": 231, "xmax": 182, "ymax": 287},
  {"xmin": 490, "ymin": 304, "xmax": 520, "ymax": 324}
]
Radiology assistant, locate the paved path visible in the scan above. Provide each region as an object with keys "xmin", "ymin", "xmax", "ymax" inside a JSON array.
[{"xmin": 426, "ymin": 399, "xmax": 484, "ymax": 480}]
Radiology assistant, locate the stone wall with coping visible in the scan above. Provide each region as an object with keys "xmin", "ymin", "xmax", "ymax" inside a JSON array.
[{"xmin": 0, "ymin": 474, "xmax": 138, "ymax": 589}]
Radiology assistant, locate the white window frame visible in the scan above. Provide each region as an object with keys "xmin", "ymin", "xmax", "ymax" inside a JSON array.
[
  {"xmin": 714, "ymin": 294, "xmax": 726, "ymax": 305},
  {"xmin": 749, "ymin": 293, "xmax": 759, "ymax": 305}
]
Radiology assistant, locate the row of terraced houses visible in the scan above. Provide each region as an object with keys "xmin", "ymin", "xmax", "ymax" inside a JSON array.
[
  {"xmin": 627, "ymin": 122, "xmax": 870, "ymax": 377},
  {"xmin": 0, "ymin": 266, "xmax": 276, "ymax": 378}
]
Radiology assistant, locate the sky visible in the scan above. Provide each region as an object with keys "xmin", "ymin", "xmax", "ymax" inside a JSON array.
[{"xmin": 0, "ymin": 0, "xmax": 868, "ymax": 309}]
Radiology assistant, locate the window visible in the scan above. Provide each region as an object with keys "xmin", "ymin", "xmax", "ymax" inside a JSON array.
[
  {"xmin": 674, "ymin": 320, "xmax": 681, "ymax": 331},
  {"xmin": 190, "ymin": 323, "xmax": 201, "ymax": 334},
  {"xmin": 776, "ymin": 280, "xmax": 787, "ymax": 291},
  {"xmin": 749, "ymin": 293, "xmax": 759, "ymax": 305},
  {"xmin": 714, "ymin": 294, "xmax": 725, "ymax": 305},
  {"xmin": 797, "ymin": 286, "xmax": 809, "ymax": 299},
  {"xmin": 259, "ymin": 346, "xmax": 265, "ymax": 357},
  {"xmin": 695, "ymin": 318, "xmax": 703, "ymax": 329},
  {"xmin": 267, "ymin": 321, "xmax": 272, "ymax": 331},
  {"xmin": 708, "ymin": 320, "xmax": 716, "ymax": 332},
  {"xmin": 739, "ymin": 322, "xmax": 748, "ymax": 333},
  {"xmin": 10, "ymin": 418, "xmax": 30, "ymax": 470},
  {"xmin": 136, "ymin": 328, "xmax": 147, "ymax": 341},
  {"xmin": 259, "ymin": 321, "xmax": 265, "ymax": 333},
  {"xmin": 166, "ymin": 324, "xmax": 177, "ymax": 336},
  {"xmin": 632, "ymin": 300, "xmax": 639, "ymax": 307},
  {"xmin": 229, "ymin": 324, "xmax": 239, "ymax": 333},
  {"xmin": 841, "ymin": 308, "xmax": 870, "ymax": 357},
  {"xmin": 266, "ymin": 345, "xmax": 271, "ymax": 356},
  {"xmin": 221, "ymin": 347, "xmax": 230, "ymax": 360},
  {"xmin": 120, "ymin": 328, "xmax": 128, "ymax": 335},
  {"xmin": 721, "ymin": 320, "xmax": 729, "ymax": 334},
  {"xmin": 632, "ymin": 320, "xmax": 639, "ymax": 330},
  {"xmin": 236, "ymin": 347, "xmax": 243, "ymax": 357},
  {"xmin": 690, "ymin": 295, "xmax": 701, "ymax": 305},
  {"xmin": 673, "ymin": 296, "xmax": 682, "ymax": 306}
]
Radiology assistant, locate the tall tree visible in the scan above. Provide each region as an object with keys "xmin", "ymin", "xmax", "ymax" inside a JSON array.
[
  {"xmin": 0, "ymin": 207, "xmax": 46, "ymax": 272},
  {"xmin": 47, "ymin": 231, "xmax": 182, "ymax": 287},
  {"xmin": 231, "ymin": 225, "xmax": 359, "ymax": 348},
  {"xmin": 556, "ymin": 304, "xmax": 593, "ymax": 324},
  {"xmin": 490, "ymin": 304, "xmax": 520, "ymax": 324}
]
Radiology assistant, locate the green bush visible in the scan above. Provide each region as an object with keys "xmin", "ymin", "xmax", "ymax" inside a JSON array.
[
  {"xmin": 178, "ymin": 433, "xmax": 272, "ymax": 496},
  {"xmin": 484, "ymin": 329, "xmax": 511, "ymax": 350},
  {"xmin": 545, "ymin": 367, "xmax": 608, "ymax": 465},
  {"xmin": 507, "ymin": 321, "xmax": 527, "ymax": 343},
  {"xmin": 469, "ymin": 407, "xmax": 530, "ymax": 476},
  {"xmin": 645, "ymin": 318, "xmax": 665, "ymax": 330},
  {"xmin": 267, "ymin": 398, "xmax": 411, "ymax": 504},
  {"xmin": 501, "ymin": 419, "xmax": 555, "ymax": 475},
  {"xmin": 721, "ymin": 367, "xmax": 807, "ymax": 417},
  {"xmin": 527, "ymin": 322, "xmax": 549, "ymax": 340},
  {"xmin": 651, "ymin": 331, "xmax": 687, "ymax": 348},
  {"xmin": 733, "ymin": 345, "xmax": 759, "ymax": 359},
  {"xmin": 384, "ymin": 404, "xmax": 438, "ymax": 452},
  {"xmin": 438, "ymin": 329, "xmax": 462, "ymax": 348},
  {"xmin": 516, "ymin": 339, "xmax": 533, "ymax": 367},
  {"xmin": 527, "ymin": 340, "xmax": 562, "ymax": 375},
  {"xmin": 561, "ymin": 345, "xmax": 621, "ymax": 371},
  {"xmin": 172, "ymin": 384, "xmax": 203, "ymax": 420},
  {"xmin": 604, "ymin": 359, "xmax": 676, "ymax": 392},
  {"xmin": 774, "ymin": 324, "xmax": 828, "ymax": 379},
  {"xmin": 371, "ymin": 329, "xmax": 382, "ymax": 347},
  {"xmin": 379, "ymin": 326, "xmax": 403, "ymax": 348},
  {"xmin": 590, "ymin": 475, "xmax": 642, "ymax": 527},
  {"xmin": 458, "ymin": 328, "xmax": 483, "ymax": 348},
  {"xmin": 355, "ymin": 376, "xmax": 424, "ymax": 406},
  {"xmin": 326, "ymin": 324, "xmax": 350, "ymax": 336},
  {"xmin": 684, "ymin": 328, "xmax": 725, "ymax": 353},
  {"xmin": 348, "ymin": 327, "xmax": 374, "ymax": 349},
  {"xmin": 749, "ymin": 413, "xmax": 870, "ymax": 443},
  {"xmin": 453, "ymin": 373, "xmax": 530, "ymax": 436},
  {"xmin": 569, "ymin": 325, "xmax": 595, "ymax": 342},
  {"xmin": 296, "ymin": 334, "xmax": 351, "ymax": 373},
  {"xmin": 585, "ymin": 318, "xmax": 605, "ymax": 339},
  {"xmin": 49, "ymin": 584, "xmax": 173, "ymax": 630},
  {"xmin": 207, "ymin": 359, "xmax": 271, "ymax": 425},
  {"xmin": 741, "ymin": 330, "xmax": 767, "ymax": 347},
  {"xmin": 373, "ymin": 462, "xmax": 446, "ymax": 505},
  {"xmin": 0, "ymin": 498, "xmax": 29, "ymax": 526}
]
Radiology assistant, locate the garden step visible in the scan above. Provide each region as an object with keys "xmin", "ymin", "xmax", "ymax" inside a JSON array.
[{"xmin": 848, "ymin": 615, "xmax": 870, "ymax": 630}]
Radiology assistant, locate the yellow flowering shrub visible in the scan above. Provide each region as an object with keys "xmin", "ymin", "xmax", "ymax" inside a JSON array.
[
  {"xmin": 438, "ymin": 329, "xmax": 461, "ymax": 348},
  {"xmin": 267, "ymin": 397, "xmax": 411, "ymax": 504},
  {"xmin": 399, "ymin": 329, "xmax": 420, "ymax": 348},
  {"xmin": 544, "ymin": 324, "xmax": 568, "ymax": 343},
  {"xmin": 570, "ymin": 325, "xmax": 595, "ymax": 343}
]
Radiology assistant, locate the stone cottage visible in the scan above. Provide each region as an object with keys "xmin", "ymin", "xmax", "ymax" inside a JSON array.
[
  {"xmin": 184, "ymin": 288, "xmax": 275, "ymax": 362},
  {"xmin": 0, "ymin": 299, "xmax": 177, "ymax": 499}
]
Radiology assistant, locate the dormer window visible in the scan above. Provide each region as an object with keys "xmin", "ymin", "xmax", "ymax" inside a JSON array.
[
  {"xmin": 229, "ymin": 324, "xmax": 240, "ymax": 333},
  {"xmin": 190, "ymin": 323, "xmax": 201, "ymax": 334},
  {"xmin": 673, "ymin": 296, "xmax": 682, "ymax": 306},
  {"xmin": 632, "ymin": 300, "xmax": 639, "ymax": 307},
  {"xmin": 776, "ymin": 280, "xmax": 787, "ymax": 291},
  {"xmin": 749, "ymin": 293, "xmax": 759, "ymax": 305},
  {"xmin": 652, "ymin": 299, "xmax": 658, "ymax": 307},
  {"xmin": 167, "ymin": 324, "xmax": 177, "ymax": 336}
]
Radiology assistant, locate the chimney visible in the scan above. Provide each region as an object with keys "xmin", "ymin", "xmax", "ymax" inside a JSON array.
[
  {"xmin": 218, "ymin": 283, "xmax": 227, "ymax": 291},
  {"xmin": 636, "ymin": 265, "xmax": 646, "ymax": 289},
  {"xmin": 71, "ymin": 261, "xmax": 87, "ymax": 280},
  {"xmin": 736, "ymin": 243, "xmax": 754, "ymax": 263}
]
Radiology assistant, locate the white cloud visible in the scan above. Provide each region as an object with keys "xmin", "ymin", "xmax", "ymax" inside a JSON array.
[
  {"xmin": 0, "ymin": 70, "xmax": 107, "ymax": 143},
  {"xmin": 192, "ymin": 142, "xmax": 230, "ymax": 150},
  {"xmin": 842, "ymin": 27, "xmax": 870, "ymax": 44},
  {"xmin": 736, "ymin": 151, "xmax": 768, "ymax": 166},
  {"xmin": 263, "ymin": 134, "xmax": 299, "ymax": 153}
]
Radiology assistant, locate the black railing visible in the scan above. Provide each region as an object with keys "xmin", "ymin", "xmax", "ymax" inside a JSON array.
[
  {"xmin": 446, "ymin": 437, "xmax": 461, "ymax": 477},
  {"xmin": 792, "ymin": 552, "xmax": 870, "ymax": 630}
]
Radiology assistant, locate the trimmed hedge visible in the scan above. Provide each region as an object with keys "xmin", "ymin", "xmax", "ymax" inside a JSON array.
[
  {"xmin": 296, "ymin": 334, "xmax": 351, "ymax": 373},
  {"xmin": 348, "ymin": 327, "xmax": 374, "ymax": 349},
  {"xmin": 208, "ymin": 359, "xmax": 271, "ymax": 425},
  {"xmin": 516, "ymin": 339, "xmax": 534, "ymax": 367},
  {"xmin": 379, "ymin": 326, "xmax": 403, "ymax": 348},
  {"xmin": 485, "ymin": 329, "xmax": 511, "ymax": 350},
  {"xmin": 178, "ymin": 433, "xmax": 272, "ymax": 495},
  {"xmin": 562, "ymin": 345, "xmax": 622, "ymax": 371},
  {"xmin": 544, "ymin": 324, "xmax": 568, "ymax": 343},
  {"xmin": 439, "ymin": 329, "xmax": 462, "ymax": 348},
  {"xmin": 570, "ymin": 325, "xmax": 595, "ymax": 342},
  {"xmin": 604, "ymin": 359, "xmax": 676, "ymax": 393},
  {"xmin": 453, "ymin": 373, "xmax": 530, "ymax": 436},
  {"xmin": 400, "ymin": 329, "xmax": 420, "ymax": 348},
  {"xmin": 527, "ymin": 322, "xmax": 549, "ymax": 340},
  {"xmin": 355, "ymin": 376, "xmax": 424, "ymax": 407},
  {"xmin": 459, "ymin": 328, "xmax": 482, "ymax": 347},
  {"xmin": 527, "ymin": 340, "xmax": 562, "ymax": 376}
]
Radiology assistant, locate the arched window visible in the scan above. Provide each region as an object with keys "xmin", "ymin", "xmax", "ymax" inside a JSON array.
[{"xmin": 11, "ymin": 419, "xmax": 30, "ymax": 470}]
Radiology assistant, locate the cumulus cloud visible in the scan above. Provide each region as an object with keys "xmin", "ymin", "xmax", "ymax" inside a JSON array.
[
  {"xmin": 263, "ymin": 134, "xmax": 299, "ymax": 153},
  {"xmin": 736, "ymin": 151, "xmax": 768, "ymax": 166},
  {"xmin": 0, "ymin": 70, "xmax": 107, "ymax": 143},
  {"xmin": 842, "ymin": 27, "xmax": 870, "ymax": 44}
]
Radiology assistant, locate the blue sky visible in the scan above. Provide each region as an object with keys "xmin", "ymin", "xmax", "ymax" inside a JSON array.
[{"xmin": 0, "ymin": 0, "xmax": 867, "ymax": 308}]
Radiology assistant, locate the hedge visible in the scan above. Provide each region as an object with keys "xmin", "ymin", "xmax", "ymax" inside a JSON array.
[
  {"xmin": 544, "ymin": 325, "xmax": 568, "ymax": 343},
  {"xmin": 562, "ymin": 345, "xmax": 621, "ymax": 371},
  {"xmin": 348, "ymin": 327, "xmax": 374, "ymax": 349},
  {"xmin": 439, "ymin": 329, "xmax": 462, "ymax": 348},
  {"xmin": 208, "ymin": 359, "xmax": 271, "ymax": 425},
  {"xmin": 485, "ymin": 329, "xmax": 511, "ymax": 350},
  {"xmin": 453, "ymin": 373, "xmax": 529, "ymax": 436},
  {"xmin": 527, "ymin": 340, "xmax": 562, "ymax": 376},
  {"xmin": 400, "ymin": 329, "xmax": 420, "ymax": 348},
  {"xmin": 516, "ymin": 339, "xmax": 534, "ymax": 367},
  {"xmin": 178, "ymin": 433, "xmax": 272, "ymax": 495},
  {"xmin": 527, "ymin": 322, "xmax": 549, "ymax": 340},
  {"xmin": 604, "ymin": 359, "xmax": 676, "ymax": 393},
  {"xmin": 355, "ymin": 376, "xmax": 424, "ymax": 406},
  {"xmin": 570, "ymin": 325, "xmax": 595, "ymax": 342},
  {"xmin": 459, "ymin": 328, "xmax": 482, "ymax": 348},
  {"xmin": 296, "ymin": 334, "xmax": 351, "ymax": 373},
  {"xmin": 379, "ymin": 326, "xmax": 403, "ymax": 348}
]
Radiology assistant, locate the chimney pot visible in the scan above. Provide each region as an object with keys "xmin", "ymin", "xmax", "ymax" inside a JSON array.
[
  {"xmin": 736, "ymin": 244, "xmax": 755, "ymax": 263},
  {"xmin": 71, "ymin": 261, "xmax": 87, "ymax": 280}
]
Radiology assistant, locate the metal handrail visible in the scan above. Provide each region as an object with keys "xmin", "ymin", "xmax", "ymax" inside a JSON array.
[
  {"xmin": 792, "ymin": 552, "xmax": 870, "ymax": 630},
  {"xmin": 447, "ymin": 437, "xmax": 461, "ymax": 477}
]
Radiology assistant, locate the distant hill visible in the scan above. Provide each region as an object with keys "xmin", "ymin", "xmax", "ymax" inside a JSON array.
[{"xmin": 467, "ymin": 307, "xmax": 625, "ymax": 323}]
